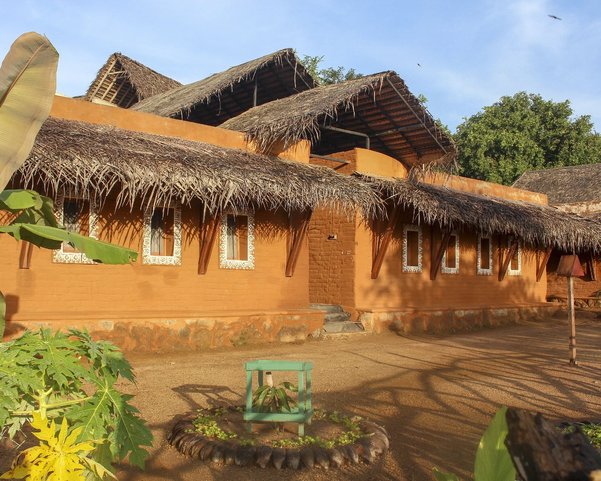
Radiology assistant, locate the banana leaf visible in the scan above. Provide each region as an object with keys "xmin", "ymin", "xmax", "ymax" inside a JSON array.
[
  {"xmin": 0, "ymin": 224, "xmax": 137, "ymax": 264},
  {"xmin": 0, "ymin": 32, "xmax": 58, "ymax": 192}
]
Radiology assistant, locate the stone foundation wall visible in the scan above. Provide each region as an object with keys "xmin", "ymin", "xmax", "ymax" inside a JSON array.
[
  {"xmin": 5, "ymin": 309, "xmax": 325, "ymax": 353},
  {"xmin": 358, "ymin": 305, "xmax": 561, "ymax": 335}
]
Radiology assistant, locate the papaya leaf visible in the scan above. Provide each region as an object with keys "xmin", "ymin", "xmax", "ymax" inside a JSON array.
[
  {"xmin": 0, "ymin": 32, "xmax": 58, "ymax": 192},
  {"xmin": 474, "ymin": 406, "xmax": 516, "ymax": 481}
]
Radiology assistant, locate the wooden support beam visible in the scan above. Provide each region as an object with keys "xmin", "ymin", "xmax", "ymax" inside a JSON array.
[
  {"xmin": 536, "ymin": 246, "xmax": 553, "ymax": 282},
  {"xmin": 286, "ymin": 210, "xmax": 312, "ymax": 277},
  {"xmin": 371, "ymin": 206, "xmax": 401, "ymax": 279},
  {"xmin": 197, "ymin": 213, "xmax": 220, "ymax": 275},
  {"xmin": 19, "ymin": 241, "xmax": 33, "ymax": 269},
  {"xmin": 499, "ymin": 238, "xmax": 519, "ymax": 281},
  {"xmin": 430, "ymin": 228, "xmax": 451, "ymax": 281},
  {"xmin": 587, "ymin": 252, "xmax": 597, "ymax": 281}
]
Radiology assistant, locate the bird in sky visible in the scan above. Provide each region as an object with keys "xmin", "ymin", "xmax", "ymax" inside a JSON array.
[
  {"xmin": 548, "ymin": 14, "xmax": 562, "ymax": 20},
  {"xmin": 417, "ymin": 63, "xmax": 422, "ymax": 67}
]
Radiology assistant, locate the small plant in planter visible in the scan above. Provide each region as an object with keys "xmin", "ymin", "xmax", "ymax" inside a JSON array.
[{"xmin": 252, "ymin": 372, "xmax": 298, "ymax": 413}]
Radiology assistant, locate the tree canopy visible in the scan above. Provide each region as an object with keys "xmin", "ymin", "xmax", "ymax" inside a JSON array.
[
  {"xmin": 300, "ymin": 54, "xmax": 363, "ymax": 85},
  {"xmin": 454, "ymin": 92, "xmax": 601, "ymax": 185}
]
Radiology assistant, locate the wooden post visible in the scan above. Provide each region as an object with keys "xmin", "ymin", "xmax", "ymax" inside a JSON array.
[
  {"xmin": 536, "ymin": 247, "xmax": 553, "ymax": 282},
  {"xmin": 430, "ymin": 229, "xmax": 451, "ymax": 281},
  {"xmin": 371, "ymin": 206, "xmax": 400, "ymax": 279},
  {"xmin": 568, "ymin": 275, "xmax": 577, "ymax": 365},
  {"xmin": 286, "ymin": 209, "xmax": 312, "ymax": 277},
  {"xmin": 198, "ymin": 213, "xmax": 220, "ymax": 275}
]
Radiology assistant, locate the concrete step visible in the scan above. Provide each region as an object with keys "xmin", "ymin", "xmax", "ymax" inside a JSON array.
[
  {"xmin": 324, "ymin": 312, "xmax": 351, "ymax": 323},
  {"xmin": 310, "ymin": 303, "xmax": 345, "ymax": 314},
  {"xmin": 322, "ymin": 321, "xmax": 365, "ymax": 334}
]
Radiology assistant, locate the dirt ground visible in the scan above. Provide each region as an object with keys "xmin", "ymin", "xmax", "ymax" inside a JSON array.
[{"xmin": 25, "ymin": 316, "xmax": 601, "ymax": 481}]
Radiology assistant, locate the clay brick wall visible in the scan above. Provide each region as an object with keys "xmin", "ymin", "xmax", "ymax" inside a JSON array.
[
  {"xmin": 1, "ymin": 202, "xmax": 311, "ymax": 328},
  {"xmin": 308, "ymin": 208, "xmax": 356, "ymax": 312},
  {"xmin": 354, "ymin": 209, "xmax": 547, "ymax": 311}
]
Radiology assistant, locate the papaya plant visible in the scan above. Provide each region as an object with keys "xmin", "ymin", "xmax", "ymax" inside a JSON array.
[{"xmin": 0, "ymin": 329, "xmax": 153, "ymax": 477}]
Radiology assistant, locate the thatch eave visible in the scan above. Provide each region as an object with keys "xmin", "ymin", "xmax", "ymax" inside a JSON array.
[
  {"xmin": 356, "ymin": 173, "xmax": 601, "ymax": 253},
  {"xmin": 131, "ymin": 48, "xmax": 316, "ymax": 125},
  {"xmin": 221, "ymin": 71, "xmax": 456, "ymax": 168},
  {"xmin": 18, "ymin": 118, "xmax": 379, "ymax": 217},
  {"xmin": 84, "ymin": 53, "xmax": 181, "ymax": 108}
]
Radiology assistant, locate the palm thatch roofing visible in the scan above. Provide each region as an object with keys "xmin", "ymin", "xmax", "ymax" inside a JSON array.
[
  {"xmin": 221, "ymin": 71, "xmax": 456, "ymax": 168},
  {"xmin": 19, "ymin": 118, "xmax": 378, "ymax": 216},
  {"xmin": 131, "ymin": 49, "xmax": 316, "ymax": 126},
  {"xmin": 513, "ymin": 163, "xmax": 601, "ymax": 206},
  {"xmin": 85, "ymin": 53, "xmax": 181, "ymax": 108},
  {"xmin": 357, "ymin": 173, "xmax": 601, "ymax": 252}
]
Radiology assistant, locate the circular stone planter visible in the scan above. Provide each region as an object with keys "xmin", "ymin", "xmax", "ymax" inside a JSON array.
[{"xmin": 167, "ymin": 406, "xmax": 390, "ymax": 469}]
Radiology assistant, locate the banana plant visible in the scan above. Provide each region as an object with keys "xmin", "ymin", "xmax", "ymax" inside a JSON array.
[{"xmin": 0, "ymin": 33, "xmax": 138, "ymax": 338}]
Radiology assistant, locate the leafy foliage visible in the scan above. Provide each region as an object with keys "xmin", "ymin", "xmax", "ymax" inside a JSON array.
[
  {"xmin": 433, "ymin": 406, "xmax": 516, "ymax": 481},
  {"xmin": 0, "ymin": 329, "xmax": 153, "ymax": 475},
  {"xmin": 300, "ymin": 54, "xmax": 363, "ymax": 85},
  {"xmin": 1, "ymin": 412, "xmax": 115, "ymax": 481},
  {"xmin": 252, "ymin": 381, "xmax": 298, "ymax": 413},
  {"xmin": 455, "ymin": 92, "xmax": 601, "ymax": 185}
]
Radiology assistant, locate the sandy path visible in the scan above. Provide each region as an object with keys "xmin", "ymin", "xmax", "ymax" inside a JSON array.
[{"xmin": 77, "ymin": 318, "xmax": 601, "ymax": 480}]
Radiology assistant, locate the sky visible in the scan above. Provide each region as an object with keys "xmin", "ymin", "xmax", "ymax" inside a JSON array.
[{"xmin": 2, "ymin": 0, "xmax": 601, "ymax": 132}]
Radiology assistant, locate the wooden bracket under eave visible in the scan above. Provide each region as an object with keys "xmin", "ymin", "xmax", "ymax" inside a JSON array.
[
  {"xmin": 536, "ymin": 246, "xmax": 553, "ymax": 282},
  {"xmin": 371, "ymin": 206, "xmax": 401, "ymax": 279},
  {"xmin": 499, "ymin": 238, "xmax": 519, "ymax": 281},
  {"xmin": 198, "ymin": 213, "xmax": 220, "ymax": 275},
  {"xmin": 286, "ymin": 209, "xmax": 313, "ymax": 277},
  {"xmin": 586, "ymin": 251, "xmax": 597, "ymax": 281},
  {"xmin": 430, "ymin": 228, "xmax": 451, "ymax": 281},
  {"xmin": 19, "ymin": 241, "xmax": 33, "ymax": 269}
]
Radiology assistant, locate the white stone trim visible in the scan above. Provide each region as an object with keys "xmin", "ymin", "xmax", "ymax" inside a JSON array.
[
  {"xmin": 441, "ymin": 231, "xmax": 460, "ymax": 274},
  {"xmin": 219, "ymin": 212, "xmax": 255, "ymax": 270},
  {"xmin": 507, "ymin": 237, "xmax": 522, "ymax": 276},
  {"xmin": 402, "ymin": 224, "xmax": 422, "ymax": 273},
  {"xmin": 53, "ymin": 194, "xmax": 98, "ymax": 264},
  {"xmin": 477, "ymin": 234, "xmax": 493, "ymax": 276},
  {"xmin": 142, "ymin": 205, "xmax": 182, "ymax": 266}
]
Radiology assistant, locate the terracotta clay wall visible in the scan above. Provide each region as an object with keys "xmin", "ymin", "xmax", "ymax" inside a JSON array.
[
  {"xmin": 1, "ymin": 202, "xmax": 310, "ymax": 329},
  {"xmin": 354, "ymin": 214, "xmax": 547, "ymax": 311}
]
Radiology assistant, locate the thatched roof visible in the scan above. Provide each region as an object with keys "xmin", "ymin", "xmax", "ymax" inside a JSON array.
[
  {"xmin": 513, "ymin": 163, "xmax": 601, "ymax": 206},
  {"xmin": 85, "ymin": 53, "xmax": 181, "ymax": 108},
  {"xmin": 357, "ymin": 173, "xmax": 601, "ymax": 252},
  {"xmin": 221, "ymin": 71, "xmax": 456, "ymax": 167},
  {"xmin": 131, "ymin": 49, "xmax": 316, "ymax": 125},
  {"xmin": 19, "ymin": 118, "xmax": 378, "ymax": 216}
]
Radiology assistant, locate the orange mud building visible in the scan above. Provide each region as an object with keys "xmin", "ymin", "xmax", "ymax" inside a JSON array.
[{"xmin": 3, "ymin": 50, "xmax": 600, "ymax": 351}]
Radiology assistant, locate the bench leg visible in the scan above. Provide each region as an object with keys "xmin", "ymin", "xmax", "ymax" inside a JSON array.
[
  {"xmin": 298, "ymin": 423, "xmax": 304, "ymax": 437},
  {"xmin": 246, "ymin": 422, "xmax": 253, "ymax": 434}
]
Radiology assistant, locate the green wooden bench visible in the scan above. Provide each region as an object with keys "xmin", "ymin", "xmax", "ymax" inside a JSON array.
[{"xmin": 244, "ymin": 360, "xmax": 313, "ymax": 436}]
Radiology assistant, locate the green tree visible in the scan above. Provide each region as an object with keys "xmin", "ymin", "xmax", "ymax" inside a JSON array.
[
  {"xmin": 455, "ymin": 92, "xmax": 601, "ymax": 185},
  {"xmin": 300, "ymin": 54, "xmax": 363, "ymax": 85}
]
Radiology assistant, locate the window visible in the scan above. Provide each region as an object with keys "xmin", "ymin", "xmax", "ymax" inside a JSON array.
[
  {"xmin": 402, "ymin": 225, "xmax": 422, "ymax": 273},
  {"xmin": 53, "ymin": 195, "xmax": 97, "ymax": 264},
  {"xmin": 477, "ymin": 235, "xmax": 493, "ymax": 275},
  {"xmin": 219, "ymin": 212, "xmax": 255, "ymax": 269},
  {"xmin": 441, "ymin": 232, "xmax": 460, "ymax": 274},
  {"xmin": 143, "ymin": 205, "xmax": 181, "ymax": 265},
  {"xmin": 507, "ymin": 237, "xmax": 522, "ymax": 276}
]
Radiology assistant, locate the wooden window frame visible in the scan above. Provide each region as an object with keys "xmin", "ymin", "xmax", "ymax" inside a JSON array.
[
  {"xmin": 53, "ymin": 193, "xmax": 97, "ymax": 264},
  {"xmin": 441, "ymin": 231, "xmax": 460, "ymax": 274},
  {"xmin": 219, "ymin": 211, "xmax": 255, "ymax": 270},
  {"xmin": 477, "ymin": 234, "xmax": 493, "ymax": 276},
  {"xmin": 507, "ymin": 237, "xmax": 522, "ymax": 276},
  {"xmin": 402, "ymin": 224, "xmax": 422, "ymax": 273},
  {"xmin": 142, "ymin": 205, "xmax": 182, "ymax": 266}
]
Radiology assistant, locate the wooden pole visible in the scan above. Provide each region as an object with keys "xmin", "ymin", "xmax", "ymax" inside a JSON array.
[{"xmin": 568, "ymin": 275, "xmax": 577, "ymax": 365}]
